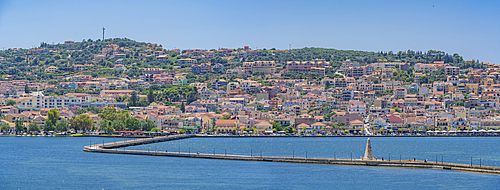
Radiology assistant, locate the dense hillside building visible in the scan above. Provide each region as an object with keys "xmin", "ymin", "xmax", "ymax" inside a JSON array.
[{"xmin": 243, "ymin": 61, "xmax": 276, "ymax": 75}]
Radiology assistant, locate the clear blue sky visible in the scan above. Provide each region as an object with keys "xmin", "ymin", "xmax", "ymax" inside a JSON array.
[{"xmin": 1, "ymin": 0, "xmax": 499, "ymax": 63}]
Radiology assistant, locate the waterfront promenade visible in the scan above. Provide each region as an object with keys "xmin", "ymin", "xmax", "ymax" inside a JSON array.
[{"xmin": 83, "ymin": 135, "xmax": 500, "ymax": 175}]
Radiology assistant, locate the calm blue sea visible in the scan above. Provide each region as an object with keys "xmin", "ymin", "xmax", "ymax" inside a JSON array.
[{"xmin": 1, "ymin": 136, "xmax": 499, "ymax": 189}]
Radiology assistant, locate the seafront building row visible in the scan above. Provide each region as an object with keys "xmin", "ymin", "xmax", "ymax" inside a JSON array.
[
  {"xmin": 1, "ymin": 41, "xmax": 500, "ymax": 135},
  {"xmin": 2, "ymin": 67, "xmax": 500, "ymax": 135}
]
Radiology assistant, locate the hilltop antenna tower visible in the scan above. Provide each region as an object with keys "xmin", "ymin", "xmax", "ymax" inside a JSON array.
[{"xmin": 102, "ymin": 27, "xmax": 105, "ymax": 41}]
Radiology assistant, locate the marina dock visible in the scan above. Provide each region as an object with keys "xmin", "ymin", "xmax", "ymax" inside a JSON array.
[{"xmin": 83, "ymin": 135, "xmax": 500, "ymax": 175}]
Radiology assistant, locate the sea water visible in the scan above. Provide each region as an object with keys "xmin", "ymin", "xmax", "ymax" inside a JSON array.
[{"xmin": 1, "ymin": 137, "xmax": 499, "ymax": 189}]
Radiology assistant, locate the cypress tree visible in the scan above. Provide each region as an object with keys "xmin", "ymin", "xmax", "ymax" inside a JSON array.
[
  {"xmin": 147, "ymin": 88, "xmax": 154, "ymax": 104},
  {"xmin": 25, "ymin": 84, "xmax": 30, "ymax": 93}
]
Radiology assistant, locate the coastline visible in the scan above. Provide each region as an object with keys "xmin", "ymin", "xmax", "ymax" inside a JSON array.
[{"xmin": 3, "ymin": 134, "xmax": 499, "ymax": 138}]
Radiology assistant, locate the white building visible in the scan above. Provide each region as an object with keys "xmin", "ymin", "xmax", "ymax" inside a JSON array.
[{"xmin": 17, "ymin": 92, "xmax": 87, "ymax": 110}]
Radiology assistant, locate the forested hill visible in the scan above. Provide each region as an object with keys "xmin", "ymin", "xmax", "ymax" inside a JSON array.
[
  {"xmin": 0, "ymin": 38, "xmax": 486, "ymax": 81},
  {"xmin": 247, "ymin": 47, "xmax": 484, "ymax": 69}
]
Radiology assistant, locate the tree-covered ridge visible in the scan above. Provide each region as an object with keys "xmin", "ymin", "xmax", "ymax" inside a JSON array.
[
  {"xmin": 0, "ymin": 38, "xmax": 487, "ymax": 82},
  {"xmin": 40, "ymin": 38, "xmax": 150, "ymax": 50},
  {"xmin": 0, "ymin": 38, "xmax": 168, "ymax": 81},
  {"xmin": 247, "ymin": 48, "xmax": 483, "ymax": 69}
]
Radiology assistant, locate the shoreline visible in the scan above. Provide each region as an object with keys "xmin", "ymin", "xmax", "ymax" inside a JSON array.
[
  {"xmin": 82, "ymin": 135, "xmax": 500, "ymax": 175},
  {"xmin": 3, "ymin": 134, "xmax": 500, "ymax": 138}
]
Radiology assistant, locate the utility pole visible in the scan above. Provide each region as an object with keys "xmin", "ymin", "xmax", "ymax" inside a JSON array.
[{"xmin": 103, "ymin": 27, "xmax": 105, "ymax": 41}]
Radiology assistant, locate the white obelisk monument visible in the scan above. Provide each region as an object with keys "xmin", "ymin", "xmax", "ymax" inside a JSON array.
[{"xmin": 363, "ymin": 138, "xmax": 374, "ymax": 160}]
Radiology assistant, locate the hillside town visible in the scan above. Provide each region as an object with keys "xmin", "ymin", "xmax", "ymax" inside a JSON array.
[{"xmin": 1, "ymin": 38, "xmax": 499, "ymax": 136}]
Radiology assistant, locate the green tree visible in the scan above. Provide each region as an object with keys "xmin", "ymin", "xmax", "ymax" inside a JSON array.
[
  {"xmin": 151, "ymin": 127, "xmax": 160, "ymax": 132},
  {"xmin": 44, "ymin": 122, "xmax": 55, "ymax": 132},
  {"xmin": 222, "ymin": 115, "xmax": 231, "ymax": 120},
  {"xmin": 105, "ymin": 126, "xmax": 115, "ymax": 134},
  {"xmin": 116, "ymin": 110, "xmax": 130, "ymax": 122},
  {"xmin": 147, "ymin": 87, "xmax": 154, "ymax": 104},
  {"xmin": 419, "ymin": 75, "xmax": 428, "ymax": 84},
  {"xmin": 112, "ymin": 120, "xmax": 126, "ymax": 131},
  {"xmin": 138, "ymin": 97, "xmax": 149, "ymax": 106},
  {"xmin": 55, "ymin": 120, "xmax": 69, "ymax": 132},
  {"xmin": 126, "ymin": 118, "xmax": 141, "ymax": 131},
  {"xmin": 324, "ymin": 112, "xmax": 336, "ymax": 121},
  {"xmin": 99, "ymin": 107, "xmax": 118, "ymax": 121},
  {"xmin": 28, "ymin": 122, "xmax": 40, "ymax": 132},
  {"xmin": 25, "ymin": 84, "xmax": 30, "ymax": 93},
  {"xmin": 180, "ymin": 102, "xmax": 185, "ymax": 113},
  {"xmin": 6, "ymin": 100, "xmax": 16, "ymax": 106},
  {"xmin": 325, "ymin": 81, "xmax": 330, "ymax": 89},
  {"xmin": 76, "ymin": 109, "xmax": 86, "ymax": 114},
  {"xmin": 47, "ymin": 109, "xmax": 60, "ymax": 126},
  {"xmin": 284, "ymin": 126, "xmax": 294, "ymax": 133},
  {"xmin": 15, "ymin": 120, "xmax": 24, "ymax": 134},
  {"xmin": 69, "ymin": 115, "xmax": 94, "ymax": 132},
  {"xmin": 99, "ymin": 120, "xmax": 109, "ymax": 131},
  {"xmin": 130, "ymin": 91, "xmax": 138, "ymax": 106},
  {"xmin": 393, "ymin": 107, "xmax": 401, "ymax": 113},
  {"xmin": 98, "ymin": 107, "xmax": 129, "ymax": 122},
  {"xmin": 142, "ymin": 119, "xmax": 155, "ymax": 131},
  {"xmin": 269, "ymin": 121, "xmax": 284, "ymax": 131},
  {"xmin": 250, "ymin": 126, "xmax": 256, "ymax": 132},
  {"xmin": 1, "ymin": 123, "xmax": 10, "ymax": 132}
]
